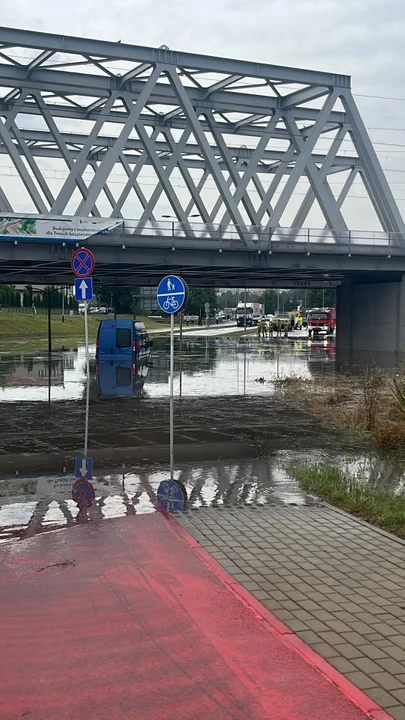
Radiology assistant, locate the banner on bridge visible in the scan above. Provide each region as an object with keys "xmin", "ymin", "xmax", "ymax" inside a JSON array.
[{"xmin": 0, "ymin": 215, "xmax": 123, "ymax": 242}]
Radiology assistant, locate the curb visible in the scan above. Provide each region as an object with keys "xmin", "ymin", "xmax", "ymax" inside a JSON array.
[{"xmin": 166, "ymin": 513, "xmax": 394, "ymax": 720}]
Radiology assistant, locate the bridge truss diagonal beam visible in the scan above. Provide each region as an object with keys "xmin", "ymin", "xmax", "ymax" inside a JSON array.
[{"xmin": 0, "ymin": 26, "xmax": 401, "ymax": 237}]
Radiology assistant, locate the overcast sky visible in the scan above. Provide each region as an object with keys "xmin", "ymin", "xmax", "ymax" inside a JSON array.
[{"xmin": 1, "ymin": 0, "xmax": 405, "ymax": 227}]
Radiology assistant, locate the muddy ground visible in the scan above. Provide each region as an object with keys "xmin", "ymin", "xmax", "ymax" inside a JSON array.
[{"xmin": 0, "ymin": 394, "xmax": 360, "ymax": 475}]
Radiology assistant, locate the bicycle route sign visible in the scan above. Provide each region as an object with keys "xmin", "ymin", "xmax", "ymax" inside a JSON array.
[{"xmin": 156, "ymin": 275, "xmax": 187, "ymax": 314}]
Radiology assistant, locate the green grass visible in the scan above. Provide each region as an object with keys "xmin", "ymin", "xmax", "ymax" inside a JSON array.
[
  {"xmin": 0, "ymin": 310, "xmax": 162, "ymax": 346},
  {"xmin": 287, "ymin": 463, "xmax": 405, "ymax": 538}
]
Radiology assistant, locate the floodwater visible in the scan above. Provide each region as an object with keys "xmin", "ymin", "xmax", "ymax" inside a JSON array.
[
  {"xmin": 0, "ymin": 334, "xmax": 334, "ymax": 403},
  {"xmin": 0, "ymin": 334, "xmax": 402, "ymax": 541}
]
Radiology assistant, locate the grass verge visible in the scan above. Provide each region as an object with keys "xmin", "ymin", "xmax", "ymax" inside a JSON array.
[
  {"xmin": 0, "ymin": 310, "xmax": 162, "ymax": 344},
  {"xmin": 287, "ymin": 462, "xmax": 405, "ymax": 538}
]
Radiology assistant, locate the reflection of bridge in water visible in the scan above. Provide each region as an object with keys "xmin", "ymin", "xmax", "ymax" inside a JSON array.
[
  {"xmin": 1, "ymin": 453, "xmax": 402, "ymax": 542},
  {"xmin": 0, "ymin": 457, "xmax": 314, "ymax": 542}
]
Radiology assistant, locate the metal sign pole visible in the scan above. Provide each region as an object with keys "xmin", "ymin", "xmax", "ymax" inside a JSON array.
[
  {"xmin": 84, "ymin": 300, "xmax": 90, "ymax": 457},
  {"xmin": 156, "ymin": 275, "xmax": 187, "ymax": 487},
  {"xmin": 169, "ymin": 312, "xmax": 175, "ymax": 480}
]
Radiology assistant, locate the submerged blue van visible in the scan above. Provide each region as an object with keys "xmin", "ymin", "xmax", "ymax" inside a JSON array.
[{"xmin": 96, "ymin": 319, "xmax": 152, "ymax": 363}]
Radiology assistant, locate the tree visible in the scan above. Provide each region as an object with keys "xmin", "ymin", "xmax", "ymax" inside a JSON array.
[
  {"xmin": 305, "ymin": 289, "xmax": 336, "ymax": 309},
  {"xmin": 0, "ymin": 284, "xmax": 20, "ymax": 308},
  {"xmin": 96, "ymin": 285, "xmax": 139, "ymax": 315},
  {"xmin": 184, "ymin": 288, "xmax": 217, "ymax": 316},
  {"xmin": 217, "ymin": 290, "xmax": 238, "ymax": 309},
  {"xmin": 263, "ymin": 289, "xmax": 279, "ymax": 314}
]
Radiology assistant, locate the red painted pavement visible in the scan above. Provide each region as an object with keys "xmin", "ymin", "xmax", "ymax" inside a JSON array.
[{"xmin": 0, "ymin": 514, "xmax": 384, "ymax": 720}]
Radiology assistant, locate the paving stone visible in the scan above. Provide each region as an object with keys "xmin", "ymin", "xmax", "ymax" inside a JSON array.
[
  {"xmin": 351, "ymin": 657, "xmax": 383, "ymax": 675},
  {"xmin": 304, "ymin": 619, "xmax": 330, "ymax": 633},
  {"xmin": 324, "ymin": 619, "xmax": 352, "ymax": 633},
  {"xmin": 310, "ymin": 642, "xmax": 339, "ymax": 659},
  {"xmin": 356, "ymin": 644, "xmax": 389, "ymax": 661},
  {"xmin": 284, "ymin": 619, "xmax": 309, "ymax": 633},
  {"xmin": 377, "ymin": 657, "xmax": 405, "ymax": 675},
  {"xmin": 261, "ymin": 599, "xmax": 282, "ymax": 611},
  {"xmin": 241, "ymin": 581, "xmax": 261, "ymax": 592},
  {"xmin": 340, "ymin": 631, "xmax": 373, "ymax": 646},
  {"xmin": 392, "ymin": 688, "xmax": 405, "ymax": 704},
  {"xmin": 388, "ymin": 707, "xmax": 405, "ymax": 720},
  {"xmin": 349, "ymin": 620, "xmax": 377, "ymax": 635},
  {"xmin": 363, "ymin": 686, "xmax": 398, "ymax": 708},
  {"xmin": 392, "ymin": 635, "xmax": 405, "ymax": 650},
  {"xmin": 328, "ymin": 656, "xmax": 358, "ymax": 673},
  {"xmin": 371, "ymin": 622, "xmax": 404, "ymax": 637},
  {"xmin": 370, "ymin": 671, "xmax": 405, "ymax": 692},
  {"xmin": 296, "ymin": 630, "xmax": 323, "ymax": 645},
  {"xmin": 385, "ymin": 645, "xmax": 405, "ymax": 662},
  {"xmin": 345, "ymin": 671, "xmax": 378, "ymax": 690},
  {"xmin": 334, "ymin": 643, "xmax": 363, "ymax": 660}
]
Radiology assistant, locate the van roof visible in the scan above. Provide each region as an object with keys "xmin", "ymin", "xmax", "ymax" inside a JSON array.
[{"xmin": 97, "ymin": 319, "xmax": 148, "ymax": 331}]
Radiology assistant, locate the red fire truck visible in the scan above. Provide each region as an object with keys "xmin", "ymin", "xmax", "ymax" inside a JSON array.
[{"xmin": 307, "ymin": 307, "xmax": 336, "ymax": 338}]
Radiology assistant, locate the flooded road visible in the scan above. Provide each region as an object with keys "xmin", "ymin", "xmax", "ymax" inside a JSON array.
[
  {"xmin": 0, "ymin": 334, "xmax": 334, "ymax": 403},
  {"xmin": 0, "ymin": 334, "xmax": 402, "ymax": 541}
]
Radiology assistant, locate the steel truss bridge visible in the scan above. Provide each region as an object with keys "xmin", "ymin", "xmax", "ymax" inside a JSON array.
[{"xmin": 0, "ymin": 26, "xmax": 403, "ymax": 247}]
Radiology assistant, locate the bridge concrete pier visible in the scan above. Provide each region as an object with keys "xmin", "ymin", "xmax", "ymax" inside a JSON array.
[{"xmin": 336, "ymin": 276, "xmax": 405, "ymax": 369}]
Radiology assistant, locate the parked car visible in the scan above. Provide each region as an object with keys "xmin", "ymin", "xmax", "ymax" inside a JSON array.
[{"xmin": 96, "ymin": 319, "xmax": 152, "ymax": 364}]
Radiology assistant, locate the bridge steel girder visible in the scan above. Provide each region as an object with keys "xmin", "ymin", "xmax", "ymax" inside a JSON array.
[{"xmin": 0, "ymin": 27, "xmax": 402, "ymax": 237}]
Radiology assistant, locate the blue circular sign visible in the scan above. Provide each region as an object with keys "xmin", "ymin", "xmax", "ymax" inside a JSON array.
[
  {"xmin": 156, "ymin": 480, "xmax": 187, "ymax": 513},
  {"xmin": 72, "ymin": 478, "xmax": 95, "ymax": 508},
  {"xmin": 157, "ymin": 275, "xmax": 187, "ymax": 314}
]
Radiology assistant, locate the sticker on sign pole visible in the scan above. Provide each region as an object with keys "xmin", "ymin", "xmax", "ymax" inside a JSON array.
[
  {"xmin": 156, "ymin": 275, "xmax": 188, "ymax": 314},
  {"xmin": 71, "ymin": 247, "xmax": 95, "ymax": 278}
]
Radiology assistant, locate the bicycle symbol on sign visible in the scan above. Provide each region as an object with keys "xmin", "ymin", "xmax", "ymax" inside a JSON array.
[{"xmin": 163, "ymin": 296, "xmax": 179, "ymax": 311}]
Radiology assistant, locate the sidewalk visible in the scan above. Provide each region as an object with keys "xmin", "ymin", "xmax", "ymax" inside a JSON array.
[
  {"xmin": 0, "ymin": 511, "xmax": 388, "ymax": 720},
  {"xmin": 178, "ymin": 505, "xmax": 405, "ymax": 720}
]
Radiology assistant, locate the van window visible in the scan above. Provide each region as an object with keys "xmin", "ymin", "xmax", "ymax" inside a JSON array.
[{"xmin": 116, "ymin": 328, "xmax": 131, "ymax": 348}]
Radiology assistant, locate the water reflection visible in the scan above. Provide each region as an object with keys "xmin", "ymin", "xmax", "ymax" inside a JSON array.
[
  {"xmin": 1, "ymin": 449, "xmax": 405, "ymax": 542},
  {"xmin": 0, "ymin": 336, "xmax": 336, "ymax": 403},
  {"xmin": 97, "ymin": 358, "xmax": 149, "ymax": 396},
  {"xmin": 0, "ymin": 453, "xmax": 318, "ymax": 542}
]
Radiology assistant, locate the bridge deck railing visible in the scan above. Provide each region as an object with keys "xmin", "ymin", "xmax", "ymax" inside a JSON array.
[
  {"xmin": 90, "ymin": 220, "xmax": 405, "ymax": 254},
  {"xmin": 119, "ymin": 220, "xmax": 405, "ymax": 250}
]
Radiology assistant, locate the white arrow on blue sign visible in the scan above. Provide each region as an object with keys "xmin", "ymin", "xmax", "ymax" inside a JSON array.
[
  {"xmin": 156, "ymin": 275, "xmax": 187, "ymax": 314},
  {"xmin": 74, "ymin": 277, "xmax": 93, "ymax": 301},
  {"xmin": 75, "ymin": 456, "xmax": 93, "ymax": 480}
]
